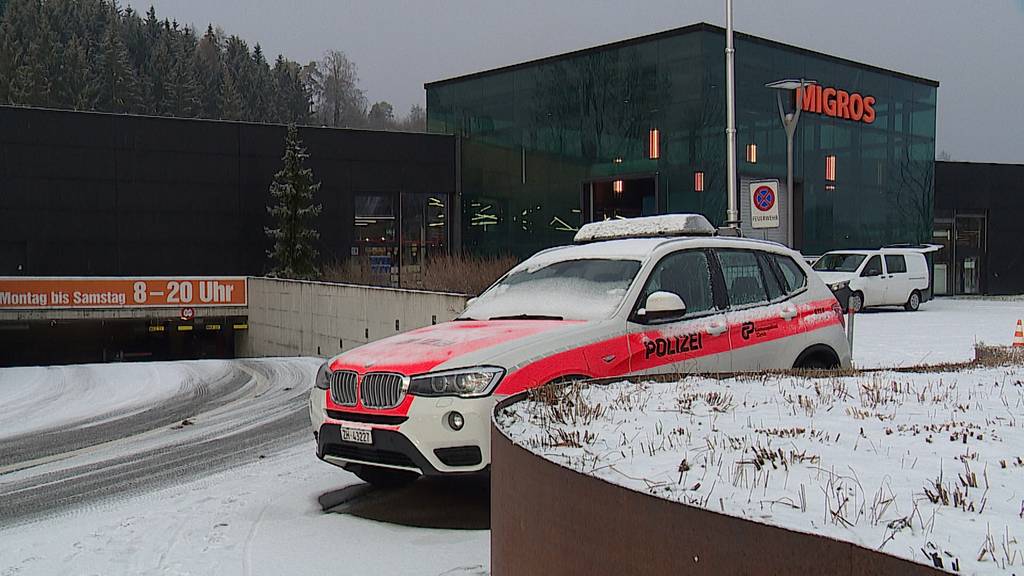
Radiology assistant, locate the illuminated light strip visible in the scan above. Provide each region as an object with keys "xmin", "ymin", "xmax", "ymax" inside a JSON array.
[
  {"xmin": 648, "ymin": 128, "xmax": 660, "ymax": 160},
  {"xmin": 233, "ymin": 323, "xmax": 248, "ymax": 330},
  {"xmin": 148, "ymin": 325, "xmax": 165, "ymax": 332},
  {"xmin": 825, "ymin": 155, "xmax": 837, "ymax": 181},
  {"xmin": 206, "ymin": 324, "xmax": 221, "ymax": 330},
  {"xmin": 177, "ymin": 325, "xmax": 193, "ymax": 331},
  {"xmin": 694, "ymin": 171, "xmax": 705, "ymax": 192}
]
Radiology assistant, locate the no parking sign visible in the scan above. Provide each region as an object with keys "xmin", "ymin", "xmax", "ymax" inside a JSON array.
[{"xmin": 750, "ymin": 180, "xmax": 780, "ymax": 229}]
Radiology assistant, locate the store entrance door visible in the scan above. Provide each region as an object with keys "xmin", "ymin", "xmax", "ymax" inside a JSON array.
[
  {"xmin": 954, "ymin": 214, "xmax": 986, "ymax": 295},
  {"xmin": 583, "ymin": 176, "xmax": 657, "ymax": 222}
]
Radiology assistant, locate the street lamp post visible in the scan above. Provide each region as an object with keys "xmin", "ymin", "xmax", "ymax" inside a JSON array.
[{"xmin": 765, "ymin": 78, "xmax": 816, "ymax": 248}]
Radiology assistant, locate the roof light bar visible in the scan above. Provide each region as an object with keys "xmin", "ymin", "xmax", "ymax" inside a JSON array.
[{"xmin": 573, "ymin": 214, "xmax": 716, "ymax": 243}]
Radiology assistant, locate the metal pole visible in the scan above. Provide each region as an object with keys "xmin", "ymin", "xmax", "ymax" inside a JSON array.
[
  {"xmin": 775, "ymin": 81, "xmax": 804, "ymax": 248},
  {"xmin": 725, "ymin": 0, "xmax": 739, "ymax": 228},
  {"xmin": 846, "ymin": 307, "xmax": 855, "ymax": 357},
  {"xmin": 787, "ymin": 128, "xmax": 794, "ymax": 247}
]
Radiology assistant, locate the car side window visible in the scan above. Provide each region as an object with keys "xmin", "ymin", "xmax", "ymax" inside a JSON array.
[
  {"xmin": 861, "ymin": 255, "xmax": 883, "ymax": 277},
  {"xmin": 639, "ymin": 250, "xmax": 716, "ymax": 316},
  {"xmin": 884, "ymin": 254, "xmax": 907, "ymax": 274},
  {"xmin": 756, "ymin": 252, "xmax": 785, "ymax": 301},
  {"xmin": 773, "ymin": 254, "xmax": 807, "ymax": 294},
  {"xmin": 717, "ymin": 250, "xmax": 769, "ymax": 307}
]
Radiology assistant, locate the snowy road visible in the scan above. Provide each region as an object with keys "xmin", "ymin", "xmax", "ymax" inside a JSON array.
[
  {"xmin": 0, "ymin": 359, "xmax": 315, "ymax": 525},
  {"xmin": 0, "ymin": 359, "xmax": 489, "ymax": 576}
]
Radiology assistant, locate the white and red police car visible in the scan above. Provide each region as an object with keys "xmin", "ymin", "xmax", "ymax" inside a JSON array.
[{"xmin": 310, "ymin": 214, "xmax": 851, "ymax": 487}]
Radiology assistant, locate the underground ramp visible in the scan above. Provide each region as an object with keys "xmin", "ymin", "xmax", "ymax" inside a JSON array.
[{"xmin": 318, "ymin": 476, "xmax": 490, "ymax": 530}]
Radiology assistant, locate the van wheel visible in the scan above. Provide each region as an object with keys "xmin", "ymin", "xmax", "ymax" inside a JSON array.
[
  {"xmin": 904, "ymin": 290, "xmax": 921, "ymax": 312},
  {"xmin": 848, "ymin": 291, "xmax": 864, "ymax": 313}
]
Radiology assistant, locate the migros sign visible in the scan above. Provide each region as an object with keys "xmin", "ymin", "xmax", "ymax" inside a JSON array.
[{"xmin": 797, "ymin": 85, "xmax": 876, "ymax": 124}]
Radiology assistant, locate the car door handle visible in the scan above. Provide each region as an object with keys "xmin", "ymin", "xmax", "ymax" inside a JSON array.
[
  {"xmin": 780, "ymin": 306, "xmax": 798, "ymax": 320},
  {"xmin": 705, "ymin": 322, "xmax": 727, "ymax": 336}
]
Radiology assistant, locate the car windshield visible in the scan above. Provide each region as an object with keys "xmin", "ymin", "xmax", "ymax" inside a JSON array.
[
  {"xmin": 813, "ymin": 253, "xmax": 867, "ymax": 273},
  {"xmin": 461, "ymin": 258, "xmax": 642, "ymax": 321}
]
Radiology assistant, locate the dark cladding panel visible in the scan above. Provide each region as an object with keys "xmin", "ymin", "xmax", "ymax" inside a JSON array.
[
  {"xmin": 0, "ymin": 105, "xmax": 457, "ymax": 276},
  {"xmin": 935, "ymin": 161, "xmax": 1024, "ymax": 295}
]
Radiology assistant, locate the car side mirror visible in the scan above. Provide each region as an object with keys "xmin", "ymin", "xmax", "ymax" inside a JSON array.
[
  {"xmin": 638, "ymin": 291, "xmax": 686, "ymax": 323},
  {"xmin": 465, "ymin": 297, "xmax": 478, "ymax": 308},
  {"xmin": 861, "ymin": 268, "xmax": 881, "ymax": 278}
]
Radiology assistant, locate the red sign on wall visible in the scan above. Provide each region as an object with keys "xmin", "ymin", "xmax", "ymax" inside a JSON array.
[
  {"xmin": 798, "ymin": 85, "xmax": 876, "ymax": 124},
  {"xmin": 0, "ymin": 277, "xmax": 248, "ymax": 310}
]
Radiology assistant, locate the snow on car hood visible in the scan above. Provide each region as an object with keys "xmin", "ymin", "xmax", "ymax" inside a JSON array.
[{"xmin": 329, "ymin": 320, "xmax": 583, "ymax": 376}]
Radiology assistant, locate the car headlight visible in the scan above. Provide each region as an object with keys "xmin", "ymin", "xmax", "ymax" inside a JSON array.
[
  {"xmin": 315, "ymin": 361, "xmax": 332, "ymax": 390},
  {"xmin": 408, "ymin": 367, "xmax": 505, "ymax": 398},
  {"xmin": 829, "ymin": 280, "xmax": 850, "ymax": 291}
]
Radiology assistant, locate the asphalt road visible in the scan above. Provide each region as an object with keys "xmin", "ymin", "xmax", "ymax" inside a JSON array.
[{"xmin": 0, "ymin": 358, "xmax": 319, "ymax": 527}]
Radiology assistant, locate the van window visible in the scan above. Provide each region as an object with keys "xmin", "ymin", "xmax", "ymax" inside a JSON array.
[
  {"xmin": 717, "ymin": 250, "xmax": 768, "ymax": 307},
  {"xmin": 773, "ymin": 254, "xmax": 808, "ymax": 294},
  {"xmin": 813, "ymin": 253, "xmax": 866, "ymax": 272},
  {"xmin": 884, "ymin": 254, "xmax": 907, "ymax": 274},
  {"xmin": 861, "ymin": 255, "xmax": 883, "ymax": 277}
]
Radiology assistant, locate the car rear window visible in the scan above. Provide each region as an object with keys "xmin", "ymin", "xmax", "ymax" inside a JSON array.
[
  {"xmin": 884, "ymin": 254, "xmax": 907, "ymax": 273},
  {"xmin": 773, "ymin": 254, "xmax": 808, "ymax": 294}
]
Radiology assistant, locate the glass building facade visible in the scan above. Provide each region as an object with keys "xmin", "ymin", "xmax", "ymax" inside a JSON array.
[{"xmin": 426, "ymin": 23, "xmax": 937, "ymax": 257}]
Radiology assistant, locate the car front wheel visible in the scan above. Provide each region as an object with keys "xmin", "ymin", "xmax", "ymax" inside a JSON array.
[{"xmin": 904, "ymin": 290, "xmax": 921, "ymax": 312}]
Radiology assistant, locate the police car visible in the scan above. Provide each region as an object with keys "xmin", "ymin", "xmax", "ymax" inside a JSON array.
[{"xmin": 310, "ymin": 214, "xmax": 852, "ymax": 487}]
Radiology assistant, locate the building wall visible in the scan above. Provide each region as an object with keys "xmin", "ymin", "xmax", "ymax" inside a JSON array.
[
  {"xmin": 935, "ymin": 161, "xmax": 1024, "ymax": 295},
  {"xmin": 427, "ymin": 24, "xmax": 936, "ymax": 257},
  {"xmin": 0, "ymin": 106, "xmax": 456, "ymax": 276},
  {"xmin": 240, "ymin": 277, "xmax": 467, "ymax": 358}
]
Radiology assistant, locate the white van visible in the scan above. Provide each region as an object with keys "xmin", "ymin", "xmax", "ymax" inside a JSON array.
[{"xmin": 812, "ymin": 245, "xmax": 939, "ymax": 312}]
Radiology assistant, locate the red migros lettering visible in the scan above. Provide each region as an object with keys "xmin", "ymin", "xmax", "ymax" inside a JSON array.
[
  {"xmin": 798, "ymin": 84, "xmax": 876, "ymax": 124},
  {"xmin": 821, "ymin": 88, "xmax": 837, "ymax": 116},
  {"xmin": 862, "ymin": 95, "xmax": 876, "ymax": 123}
]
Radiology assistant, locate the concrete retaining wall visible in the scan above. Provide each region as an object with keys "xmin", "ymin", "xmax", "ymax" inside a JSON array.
[
  {"xmin": 491, "ymin": 397, "xmax": 944, "ymax": 576},
  {"xmin": 241, "ymin": 277, "xmax": 467, "ymax": 358}
]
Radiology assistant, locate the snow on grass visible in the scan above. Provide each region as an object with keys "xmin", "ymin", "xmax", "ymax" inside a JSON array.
[{"xmin": 497, "ymin": 361, "xmax": 1024, "ymax": 574}]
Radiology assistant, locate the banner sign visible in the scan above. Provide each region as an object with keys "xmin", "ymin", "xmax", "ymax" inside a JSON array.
[
  {"xmin": 0, "ymin": 277, "xmax": 247, "ymax": 310},
  {"xmin": 750, "ymin": 180, "xmax": 780, "ymax": 229}
]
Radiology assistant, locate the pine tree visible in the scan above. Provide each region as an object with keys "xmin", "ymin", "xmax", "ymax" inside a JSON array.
[
  {"xmin": 94, "ymin": 11, "xmax": 140, "ymax": 113},
  {"xmin": 194, "ymin": 24, "xmax": 222, "ymax": 118},
  {"xmin": 266, "ymin": 124, "xmax": 322, "ymax": 279},
  {"xmin": 219, "ymin": 62, "xmax": 242, "ymax": 120}
]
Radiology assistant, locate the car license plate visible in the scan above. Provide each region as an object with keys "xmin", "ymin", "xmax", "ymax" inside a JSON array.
[{"xmin": 340, "ymin": 426, "xmax": 372, "ymax": 445}]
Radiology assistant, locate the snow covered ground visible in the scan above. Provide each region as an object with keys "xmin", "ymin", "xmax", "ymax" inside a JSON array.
[
  {"xmin": 498, "ymin": 365, "xmax": 1024, "ymax": 574},
  {"xmin": 0, "ymin": 359, "xmax": 488, "ymax": 576},
  {"xmin": 1, "ymin": 297, "xmax": 1022, "ymax": 575},
  {"xmin": 0, "ymin": 443, "xmax": 488, "ymax": 576},
  {"xmin": 853, "ymin": 298, "xmax": 1024, "ymax": 368}
]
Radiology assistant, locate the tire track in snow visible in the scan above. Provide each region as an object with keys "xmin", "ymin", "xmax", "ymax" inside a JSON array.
[{"xmin": 0, "ymin": 358, "xmax": 319, "ymax": 527}]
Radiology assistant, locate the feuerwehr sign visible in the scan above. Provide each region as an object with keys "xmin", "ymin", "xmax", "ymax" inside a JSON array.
[{"xmin": 749, "ymin": 180, "xmax": 780, "ymax": 229}]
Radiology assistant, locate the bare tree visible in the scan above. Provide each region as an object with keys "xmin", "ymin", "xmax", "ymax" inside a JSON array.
[{"xmin": 306, "ymin": 49, "xmax": 365, "ymax": 127}]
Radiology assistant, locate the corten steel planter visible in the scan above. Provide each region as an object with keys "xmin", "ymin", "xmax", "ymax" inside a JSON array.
[{"xmin": 490, "ymin": 394, "xmax": 945, "ymax": 576}]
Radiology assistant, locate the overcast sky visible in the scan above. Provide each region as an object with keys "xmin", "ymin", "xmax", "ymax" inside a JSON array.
[{"xmin": 142, "ymin": 0, "xmax": 1024, "ymax": 163}]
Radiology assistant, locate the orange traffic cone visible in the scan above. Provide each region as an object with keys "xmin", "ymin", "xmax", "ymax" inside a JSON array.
[{"xmin": 1014, "ymin": 320, "xmax": 1024, "ymax": 348}]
